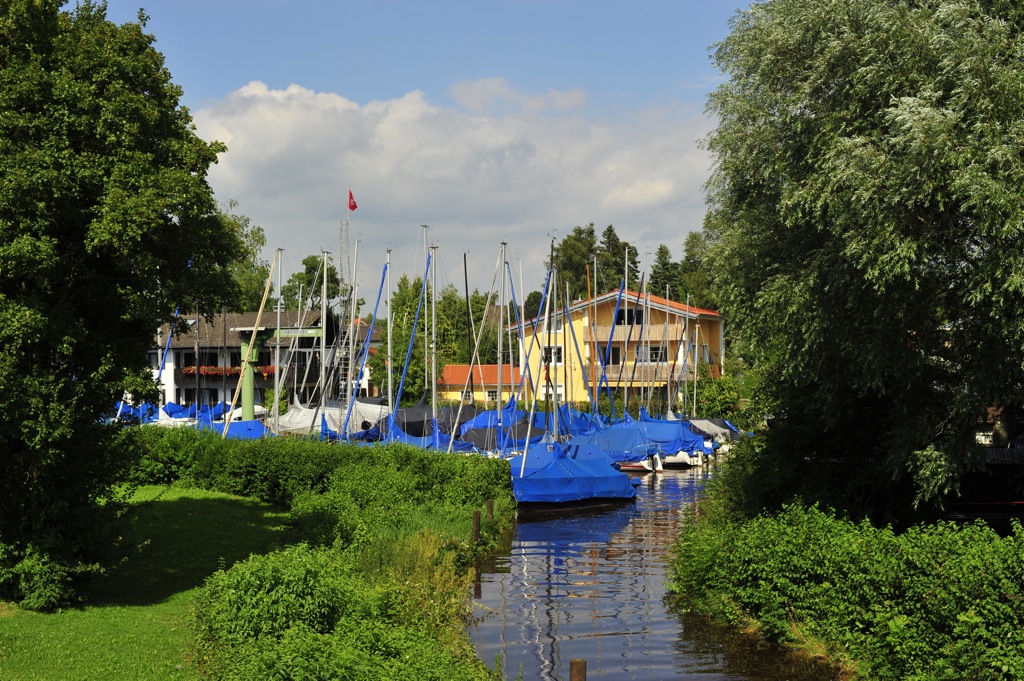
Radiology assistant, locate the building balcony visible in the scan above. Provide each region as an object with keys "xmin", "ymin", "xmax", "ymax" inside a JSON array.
[{"xmin": 586, "ymin": 324, "xmax": 687, "ymax": 343}]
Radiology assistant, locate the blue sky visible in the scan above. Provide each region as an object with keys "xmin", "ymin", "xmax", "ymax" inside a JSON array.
[{"xmin": 95, "ymin": 0, "xmax": 751, "ymax": 298}]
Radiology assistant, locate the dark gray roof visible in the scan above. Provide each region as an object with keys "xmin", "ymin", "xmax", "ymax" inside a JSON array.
[{"xmin": 156, "ymin": 310, "xmax": 324, "ymax": 350}]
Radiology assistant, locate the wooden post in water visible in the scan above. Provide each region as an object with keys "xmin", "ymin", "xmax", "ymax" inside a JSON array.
[
  {"xmin": 486, "ymin": 499, "xmax": 494, "ymax": 519},
  {"xmin": 472, "ymin": 510, "xmax": 481, "ymax": 544},
  {"xmin": 570, "ymin": 658, "xmax": 586, "ymax": 680}
]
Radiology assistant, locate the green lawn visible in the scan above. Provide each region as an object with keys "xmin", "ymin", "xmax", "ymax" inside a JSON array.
[{"xmin": 0, "ymin": 486, "xmax": 288, "ymax": 680}]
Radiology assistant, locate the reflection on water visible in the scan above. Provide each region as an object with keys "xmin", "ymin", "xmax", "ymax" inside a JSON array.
[{"xmin": 470, "ymin": 468, "xmax": 838, "ymax": 681}]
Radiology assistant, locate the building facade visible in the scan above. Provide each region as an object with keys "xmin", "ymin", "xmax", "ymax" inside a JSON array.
[
  {"xmin": 150, "ymin": 310, "xmax": 336, "ymax": 407},
  {"xmin": 514, "ymin": 289, "xmax": 724, "ymax": 412}
]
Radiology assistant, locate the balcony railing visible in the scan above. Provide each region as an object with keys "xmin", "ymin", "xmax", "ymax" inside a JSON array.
[
  {"xmin": 178, "ymin": 365, "xmax": 279, "ymax": 377},
  {"xmin": 586, "ymin": 323, "xmax": 687, "ymax": 343}
]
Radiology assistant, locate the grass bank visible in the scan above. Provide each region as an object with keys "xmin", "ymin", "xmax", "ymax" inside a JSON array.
[
  {"xmin": 667, "ymin": 484, "xmax": 1024, "ymax": 679},
  {"xmin": 2, "ymin": 429, "xmax": 517, "ymax": 679}
]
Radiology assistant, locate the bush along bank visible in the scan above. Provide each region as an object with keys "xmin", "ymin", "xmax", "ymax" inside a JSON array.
[
  {"xmin": 133, "ymin": 427, "xmax": 516, "ymax": 680},
  {"xmin": 667, "ymin": 497, "xmax": 1024, "ymax": 679}
]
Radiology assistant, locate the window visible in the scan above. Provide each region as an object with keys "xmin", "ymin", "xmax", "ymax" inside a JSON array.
[
  {"xmin": 594, "ymin": 345, "xmax": 622, "ymax": 365},
  {"xmin": 543, "ymin": 384, "xmax": 565, "ymax": 403},
  {"xmin": 486, "ymin": 389, "xmax": 498, "ymax": 402},
  {"xmin": 701, "ymin": 344, "xmax": 711, "ymax": 363},
  {"xmin": 615, "ymin": 309, "xmax": 643, "ymax": 326},
  {"xmin": 461, "ymin": 390, "xmax": 473, "ymax": 403},
  {"xmin": 636, "ymin": 346, "xmax": 668, "ymax": 363},
  {"xmin": 543, "ymin": 345, "xmax": 564, "ymax": 365}
]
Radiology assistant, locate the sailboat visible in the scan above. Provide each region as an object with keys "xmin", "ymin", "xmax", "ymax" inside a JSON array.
[{"xmin": 509, "ymin": 256, "xmax": 640, "ymax": 514}]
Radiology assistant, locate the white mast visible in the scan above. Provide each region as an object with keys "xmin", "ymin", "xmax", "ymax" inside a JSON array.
[
  {"xmin": 430, "ymin": 243, "xmax": 438, "ymax": 422},
  {"xmin": 386, "ymin": 249, "xmax": 393, "ymax": 416},
  {"xmin": 498, "ymin": 242, "xmax": 506, "ymax": 415},
  {"xmin": 346, "ymin": 240, "xmax": 359, "ymax": 407},
  {"xmin": 274, "ymin": 247, "xmax": 283, "ymax": 433},
  {"xmin": 320, "ymin": 250, "xmax": 328, "ymax": 416}
]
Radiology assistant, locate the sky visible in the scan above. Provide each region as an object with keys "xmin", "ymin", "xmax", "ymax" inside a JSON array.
[{"xmin": 94, "ymin": 0, "xmax": 752, "ymax": 301}]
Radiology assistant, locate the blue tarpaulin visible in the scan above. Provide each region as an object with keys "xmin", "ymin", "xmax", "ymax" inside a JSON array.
[
  {"xmin": 508, "ymin": 441, "xmax": 638, "ymax": 505},
  {"xmin": 196, "ymin": 417, "xmax": 271, "ymax": 439}
]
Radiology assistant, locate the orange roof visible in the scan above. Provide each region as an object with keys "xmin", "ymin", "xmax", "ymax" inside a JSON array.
[
  {"xmin": 616, "ymin": 290, "xmax": 720, "ymax": 317},
  {"xmin": 516, "ymin": 289, "xmax": 719, "ymax": 329},
  {"xmin": 438, "ymin": 364, "xmax": 521, "ymax": 387}
]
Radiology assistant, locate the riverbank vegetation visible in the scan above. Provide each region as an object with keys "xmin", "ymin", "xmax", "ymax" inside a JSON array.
[
  {"xmin": 668, "ymin": 460, "xmax": 1024, "ymax": 679},
  {"xmin": 667, "ymin": 1, "xmax": 1024, "ymax": 678},
  {"xmin": 2, "ymin": 428, "xmax": 515, "ymax": 679},
  {"xmin": 701, "ymin": 0, "xmax": 1024, "ymax": 523}
]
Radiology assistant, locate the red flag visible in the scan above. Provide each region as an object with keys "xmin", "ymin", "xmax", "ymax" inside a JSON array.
[{"xmin": 348, "ymin": 189, "xmax": 358, "ymax": 211}]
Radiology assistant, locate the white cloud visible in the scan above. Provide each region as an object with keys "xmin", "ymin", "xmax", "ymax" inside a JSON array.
[
  {"xmin": 449, "ymin": 77, "xmax": 587, "ymax": 114},
  {"xmin": 192, "ymin": 79, "xmax": 715, "ymax": 297}
]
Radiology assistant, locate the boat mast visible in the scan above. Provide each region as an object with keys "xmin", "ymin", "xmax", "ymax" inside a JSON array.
[
  {"xmin": 346, "ymin": 240, "xmax": 359, "ymax": 407},
  {"xmin": 193, "ymin": 304, "xmax": 200, "ymax": 411},
  {"xmin": 498, "ymin": 241, "xmax": 506, "ymax": 416},
  {"xmin": 320, "ymin": 250, "xmax": 328, "ymax": 416},
  {"xmin": 421, "ymin": 224, "xmax": 429, "ymax": 407},
  {"xmin": 430, "ymin": 242, "xmax": 438, "ymax": 422},
  {"xmin": 386, "ymin": 249, "xmax": 393, "ymax": 416},
  {"xmin": 662, "ymin": 284, "xmax": 669, "ymax": 415},
  {"xmin": 682, "ymin": 293, "xmax": 690, "ymax": 415},
  {"xmin": 274, "ymin": 248, "xmax": 283, "ymax": 433},
  {"xmin": 463, "ymin": 252, "xmax": 475, "ymax": 400}
]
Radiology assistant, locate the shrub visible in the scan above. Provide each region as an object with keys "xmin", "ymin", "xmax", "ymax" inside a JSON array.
[
  {"xmin": 191, "ymin": 542, "xmax": 498, "ymax": 680},
  {"xmin": 668, "ymin": 500, "xmax": 1024, "ymax": 680}
]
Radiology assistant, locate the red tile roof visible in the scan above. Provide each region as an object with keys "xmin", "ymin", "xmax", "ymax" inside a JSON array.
[{"xmin": 438, "ymin": 364, "xmax": 521, "ymax": 387}]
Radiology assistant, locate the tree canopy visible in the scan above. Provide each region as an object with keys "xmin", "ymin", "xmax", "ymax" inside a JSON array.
[
  {"xmin": 219, "ymin": 200, "xmax": 270, "ymax": 311},
  {"xmin": 280, "ymin": 254, "xmax": 341, "ymax": 311},
  {"xmin": 704, "ymin": 0, "xmax": 1024, "ymax": 520},
  {"xmin": 548, "ymin": 223, "xmax": 644, "ymax": 300},
  {"xmin": 0, "ymin": 1, "xmax": 242, "ymax": 606}
]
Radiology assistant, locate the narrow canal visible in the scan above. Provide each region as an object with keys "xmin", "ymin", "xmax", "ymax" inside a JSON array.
[{"xmin": 470, "ymin": 467, "xmax": 839, "ymax": 680}]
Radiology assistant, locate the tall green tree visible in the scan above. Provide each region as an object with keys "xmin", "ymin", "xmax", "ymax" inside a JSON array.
[
  {"xmin": 368, "ymin": 274, "xmax": 429, "ymax": 405},
  {"xmin": 704, "ymin": 0, "xmax": 1024, "ymax": 520},
  {"xmin": 648, "ymin": 244, "xmax": 684, "ymax": 301},
  {"xmin": 219, "ymin": 200, "xmax": 269, "ymax": 311},
  {"xmin": 0, "ymin": 1, "xmax": 242, "ymax": 607},
  {"xmin": 680, "ymin": 231, "xmax": 718, "ymax": 309},
  {"xmin": 597, "ymin": 224, "xmax": 640, "ymax": 293},
  {"xmin": 280, "ymin": 254, "xmax": 341, "ymax": 311},
  {"xmin": 550, "ymin": 224, "xmax": 596, "ymax": 300}
]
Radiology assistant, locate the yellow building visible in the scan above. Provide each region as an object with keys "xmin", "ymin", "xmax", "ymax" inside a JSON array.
[{"xmin": 515, "ymin": 289, "xmax": 724, "ymax": 412}]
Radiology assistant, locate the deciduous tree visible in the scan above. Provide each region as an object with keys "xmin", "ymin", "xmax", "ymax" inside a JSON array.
[
  {"xmin": 0, "ymin": 1, "xmax": 243, "ymax": 606},
  {"xmin": 280, "ymin": 254, "xmax": 341, "ymax": 311},
  {"xmin": 704, "ymin": 0, "xmax": 1024, "ymax": 519}
]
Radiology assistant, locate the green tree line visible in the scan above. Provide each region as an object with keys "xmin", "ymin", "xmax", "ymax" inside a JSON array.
[{"xmin": 699, "ymin": 0, "xmax": 1024, "ymax": 523}]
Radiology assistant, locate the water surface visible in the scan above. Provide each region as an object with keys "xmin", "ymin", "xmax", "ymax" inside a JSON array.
[{"xmin": 470, "ymin": 468, "xmax": 838, "ymax": 680}]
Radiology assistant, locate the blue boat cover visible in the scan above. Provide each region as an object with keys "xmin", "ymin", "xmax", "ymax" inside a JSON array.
[
  {"xmin": 568, "ymin": 426, "xmax": 659, "ymax": 464},
  {"xmin": 507, "ymin": 441, "xmax": 638, "ymax": 504},
  {"xmin": 610, "ymin": 411, "xmax": 704, "ymax": 454},
  {"xmin": 196, "ymin": 417, "xmax": 271, "ymax": 439},
  {"xmin": 531, "ymin": 404, "xmax": 601, "ymax": 437},
  {"xmin": 113, "ymin": 401, "xmax": 160, "ymax": 423},
  {"xmin": 458, "ymin": 397, "xmax": 526, "ymax": 436},
  {"xmin": 384, "ymin": 417, "xmax": 476, "ymax": 452}
]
